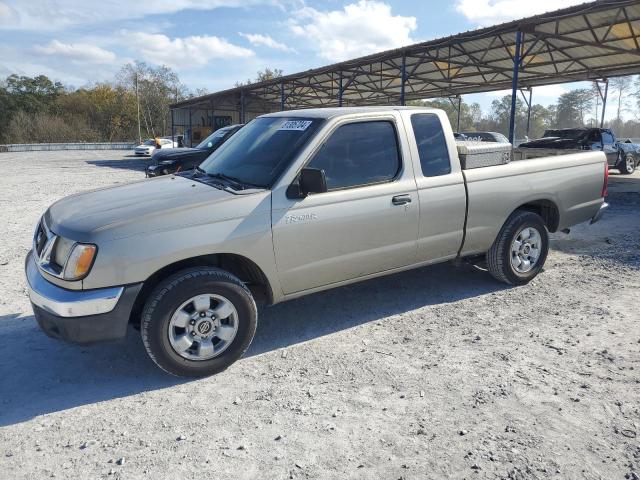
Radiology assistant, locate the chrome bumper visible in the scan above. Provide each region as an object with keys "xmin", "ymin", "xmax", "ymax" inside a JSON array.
[
  {"xmin": 25, "ymin": 251, "xmax": 123, "ymax": 318},
  {"xmin": 590, "ymin": 202, "xmax": 609, "ymax": 225}
]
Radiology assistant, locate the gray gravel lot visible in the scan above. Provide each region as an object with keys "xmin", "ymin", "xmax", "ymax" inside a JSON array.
[{"xmin": 0, "ymin": 150, "xmax": 639, "ymax": 479}]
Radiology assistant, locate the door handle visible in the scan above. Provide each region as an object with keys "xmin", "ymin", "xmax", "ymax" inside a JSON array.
[{"xmin": 392, "ymin": 194, "xmax": 412, "ymax": 206}]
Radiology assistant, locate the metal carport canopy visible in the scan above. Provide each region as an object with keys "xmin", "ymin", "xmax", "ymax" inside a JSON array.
[{"xmin": 171, "ymin": 0, "xmax": 640, "ymax": 124}]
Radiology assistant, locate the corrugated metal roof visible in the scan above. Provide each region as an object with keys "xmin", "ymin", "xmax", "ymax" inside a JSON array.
[{"xmin": 172, "ymin": 0, "xmax": 640, "ymax": 112}]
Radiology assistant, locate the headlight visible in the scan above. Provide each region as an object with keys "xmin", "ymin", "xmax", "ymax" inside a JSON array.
[
  {"xmin": 53, "ymin": 236, "xmax": 75, "ymax": 267},
  {"xmin": 62, "ymin": 243, "xmax": 97, "ymax": 280}
]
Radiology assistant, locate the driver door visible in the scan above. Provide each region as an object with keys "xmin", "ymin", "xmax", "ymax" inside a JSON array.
[{"xmin": 271, "ymin": 117, "xmax": 419, "ymax": 295}]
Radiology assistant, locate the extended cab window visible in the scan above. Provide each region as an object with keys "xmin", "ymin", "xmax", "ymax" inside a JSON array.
[
  {"xmin": 411, "ymin": 114, "xmax": 451, "ymax": 177},
  {"xmin": 308, "ymin": 121, "xmax": 400, "ymax": 190},
  {"xmin": 602, "ymin": 131, "xmax": 614, "ymax": 144}
]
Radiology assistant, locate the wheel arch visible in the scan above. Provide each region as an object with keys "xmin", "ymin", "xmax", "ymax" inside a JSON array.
[
  {"xmin": 512, "ymin": 199, "xmax": 560, "ymax": 233},
  {"xmin": 128, "ymin": 253, "xmax": 273, "ymax": 326}
]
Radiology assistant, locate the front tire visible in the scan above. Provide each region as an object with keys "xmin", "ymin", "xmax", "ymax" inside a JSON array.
[
  {"xmin": 486, "ymin": 210, "xmax": 549, "ymax": 285},
  {"xmin": 619, "ymin": 153, "xmax": 636, "ymax": 175},
  {"xmin": 141, "ymin": 267, "xmax": 257, "ymax": 377}
]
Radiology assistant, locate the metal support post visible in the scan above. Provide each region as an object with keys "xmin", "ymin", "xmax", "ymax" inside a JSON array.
[
  {"xmin": 188, "ymin": 107, "xmax": 192, "ymax": 147},
  {"xmin": 508, "ymin": 30, "xmax": 522, "ymax": 144},
  {"xmin": 170, "ymin": 109, "xmax": 175, "ymax": 143},
  {"xmin": 280, "ymin": 81, "xmax": 285, "ymax": 111},
  {"xmin": 240, "ymin": 90, "xmax": 245, "ymax": 124},
  {"xmin": 597, "ymin": 79, "xmax": 609, "ymax": 128},
  {"xmin": 400, "ymin": 54, "xmax": 406, "ymax": 106},
  {"xmin": 519, "ymin": 87, "xmax": 532, "ymax": 139}
]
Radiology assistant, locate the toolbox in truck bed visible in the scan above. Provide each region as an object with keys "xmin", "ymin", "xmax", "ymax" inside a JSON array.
[{"xmin": 456, "ymin": 141, "xmax": 512, "ymax": 169}]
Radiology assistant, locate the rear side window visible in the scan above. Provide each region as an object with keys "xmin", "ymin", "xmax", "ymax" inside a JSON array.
[
  {"xmin": 308, "ymin": 121, "xmax": 400, "ymax": 190},
  {"xmin": 411, "ymin": 114, "xmax": 451, "ymax": 177},
  {"xmin": 602, "ymin": 131, "xmax": 614, "ymax": 144}
]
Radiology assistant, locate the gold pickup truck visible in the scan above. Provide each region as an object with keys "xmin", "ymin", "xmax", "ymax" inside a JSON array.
[{"xmin": 26, "ymin": 107, "xmax": 608, "ymax": 377}]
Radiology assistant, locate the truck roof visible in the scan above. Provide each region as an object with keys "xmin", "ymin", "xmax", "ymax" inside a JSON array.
[{"xmin": 260, "ymin": 106, "xmax": 439, "ymax": 120}]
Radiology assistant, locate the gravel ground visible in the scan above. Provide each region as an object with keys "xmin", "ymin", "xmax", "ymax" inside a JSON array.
[{"xmin": 0, "ymin": 150, "xmax": 639, "ymax": 480}]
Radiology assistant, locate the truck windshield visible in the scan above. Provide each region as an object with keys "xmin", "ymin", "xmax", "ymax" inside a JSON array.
[{"xmin": 200, "ymin": 117, "xmax": 323, "ymax": 188}]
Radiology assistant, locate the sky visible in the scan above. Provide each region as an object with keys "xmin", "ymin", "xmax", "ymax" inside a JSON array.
[{"xmin": 0, "ymin": 0, "xmax": 621, "ymax": 118}]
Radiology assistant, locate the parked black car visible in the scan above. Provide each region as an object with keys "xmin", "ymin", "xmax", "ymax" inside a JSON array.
[
  {"xmin": 145, "ymin": 124, "xmax": 243, "ymax": 177},
  {"xmin": 519, "ymin": 128, "xmax": 639, "ymax": 174}
]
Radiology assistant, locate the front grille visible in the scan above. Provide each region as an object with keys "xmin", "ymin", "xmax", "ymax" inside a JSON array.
[
  {"xmin": 33, "ymin": 218, "xmax": 64, "ymax": 277},
  {"xmin": 35, "ymin": 221, "xmax": 47, "ymax": 257}
]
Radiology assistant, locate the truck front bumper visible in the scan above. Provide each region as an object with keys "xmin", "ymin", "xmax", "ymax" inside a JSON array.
[
  {"xmin": 590, "ymin": 201, "xmax": 609, "ymax": 225},
  {"xmin": 25, "ymin": 251, "xmax": 143, "ymax": 344}
]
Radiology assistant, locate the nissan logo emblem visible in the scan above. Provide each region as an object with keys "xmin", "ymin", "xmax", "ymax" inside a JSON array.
[{"xmin": 197, "ymin": 322, "xmax": 212, "ymax": 334}]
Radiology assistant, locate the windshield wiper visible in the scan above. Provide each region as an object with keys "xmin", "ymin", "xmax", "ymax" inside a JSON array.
[
  {"xmin": 189, "ymin": 166, "xmax": 226, "ymax": 190},
  {"xmin": 206, "ymin": 172, "xmax": 265, "ymax": 190}
]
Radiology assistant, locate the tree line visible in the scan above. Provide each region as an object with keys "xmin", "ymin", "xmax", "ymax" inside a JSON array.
[
  {"xmin": 2, "ymin": 65, "xmax": 640, "ymax": 144},
  {"xmin": 0, "ymin": 62, "xmax": 198, "ymax": 144}
]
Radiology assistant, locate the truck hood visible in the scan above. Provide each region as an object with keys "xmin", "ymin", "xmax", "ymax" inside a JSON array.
[
  {"xmin": 152, "ymin": 147, "xmax": 205, "ymax": 162},
  {"xmin": 46, "ymin": 175, "xmax": 268, "ymax": 243}
]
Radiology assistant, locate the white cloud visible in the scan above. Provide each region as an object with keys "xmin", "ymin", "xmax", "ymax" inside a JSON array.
[
  {"xmin": 0, "ymin": 59, "xmax": 94, "ymax": 86},
  {"xmin": 0, "ymin": 0, "xmax": 271, "ymax": 30},
  {"xmin": 239, "ymin": 32, "xmax": 293, "ymax": 52},
  {"xmin": 0, "ymin": 2, "xmax": 13, "ymax": 19},
  {"xmin": 127, "ymin": 32, "xmax": 254, "ymax": 67},
  {"xmin": 290, "ymin": 0, "xmax": 416, "ymax": 62},
  {"xmin": 34, "ymin": 40, "xmax": 116, "ymax": 64},
  {"xmin": 454, "ymin": 0, "xmax": 586, "ymax": 25}
]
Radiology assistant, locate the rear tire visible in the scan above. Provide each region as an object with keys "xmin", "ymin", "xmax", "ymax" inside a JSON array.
[
  {"xmin": 141, "ymin": 267, "xmax": 257, "ymax": 377},
  {"xmin": 619, "ymin": 152, "xmax": 636, "ymax": 175},
  {"xmin": 487, "ymin": 210, "xmax": 549, "ymax": 285}
]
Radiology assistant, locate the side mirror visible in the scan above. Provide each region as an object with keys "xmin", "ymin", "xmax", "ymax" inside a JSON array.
[
  {"xmin": 287, "ymin": 167, "xmax": 327, "ymax": 198},
  {"xmin": 300, "ymin": 167, "xmax": 327, "ymax": 196}
]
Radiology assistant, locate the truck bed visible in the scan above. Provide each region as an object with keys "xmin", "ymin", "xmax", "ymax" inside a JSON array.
[{"xmin": 459, "ymin": 150, "xmax": 606, "ymax": 256}]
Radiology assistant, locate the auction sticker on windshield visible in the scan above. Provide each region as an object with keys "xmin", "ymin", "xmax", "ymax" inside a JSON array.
[{"xmin": 279, "ymin": 120, "xmax": 313, "ymax": 131}]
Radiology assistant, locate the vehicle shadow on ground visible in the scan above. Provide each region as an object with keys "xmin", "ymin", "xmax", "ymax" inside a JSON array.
[
  {"xmin": 248, "ymin": 262, "xmax": 505, "ymax": 357},
  {"xmin": 86, "ymin": 158, "xmax": 148, "ymax": 172},
  {"xmin": 0, "ymin": 262, "xmax": 506, "ymax": 427},
  {"xmin": 0, "ymin": 313, "xmax": 183, "ymax": 427}
]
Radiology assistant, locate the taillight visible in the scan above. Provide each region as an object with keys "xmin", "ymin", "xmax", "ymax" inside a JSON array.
[{"xmin": 602, "ymin": 161, "xmax": 609, "ymax": 197}]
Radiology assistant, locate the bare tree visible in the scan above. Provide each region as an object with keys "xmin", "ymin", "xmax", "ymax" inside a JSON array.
[
  {"xmin": 117, "ymin": 62, "xmax": 188, "ymax": 138},
  {"xmin": 609, "ymin": 76, "xmax": 632, "ymax": 123}
]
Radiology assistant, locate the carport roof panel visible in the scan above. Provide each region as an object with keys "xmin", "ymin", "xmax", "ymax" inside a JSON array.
[{"xmin": 172, "ymin": 0, "xmax": 640, "ymax": 110}]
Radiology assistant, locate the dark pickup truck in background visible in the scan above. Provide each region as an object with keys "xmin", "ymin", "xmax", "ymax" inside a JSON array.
[
  {"xmin": 518, "ymin": 128, "xmax": 639, "ymax": 174},
  {"xmin": 146, "ymin": 124, "xmax": 243, "ymax": 177}
]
